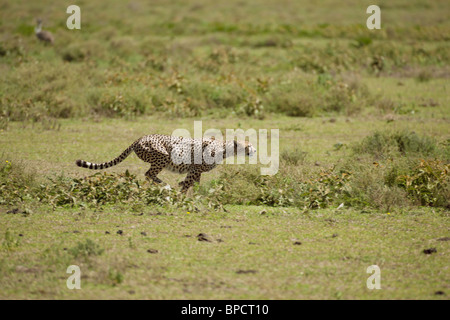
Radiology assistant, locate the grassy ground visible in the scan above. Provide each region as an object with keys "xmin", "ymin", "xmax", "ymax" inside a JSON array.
[
  {"xmin": 0, "ymin": 116, "xmax": 448, "ymax": 299},
  {"xmin": 0, "ymin": 0, "xmax": 449, "ymax": 299},
  {"xmin": 1, "ymin": 205, "xmax": 448, "ymax": 299}
]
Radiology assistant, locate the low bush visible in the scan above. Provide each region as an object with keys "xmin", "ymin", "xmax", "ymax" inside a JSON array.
[
  {"xmin": 1, "ymin": 151, "xmax": 448, "ymax": 211},
  {"xmin": 69, "ymin": 239, "xmax": 104, "ymax": 259},
  {"xmin": 353, "ymin": 130, "xmax": 438, "ymax": 159},
  {"xmin": 395, "ymin": 160, "xmax": 449, "ymax": 208}
]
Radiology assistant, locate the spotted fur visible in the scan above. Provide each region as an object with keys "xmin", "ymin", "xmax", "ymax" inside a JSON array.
[{"xmin": 76, "ymin": 134, "xmax": 256, "ymax": 192}]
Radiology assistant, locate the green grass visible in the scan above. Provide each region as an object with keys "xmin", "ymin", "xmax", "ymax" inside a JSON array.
[
  {"xmin": 0, "ymin": 116, "xmax": 448, "ymax": 299},
  {"xmin": 0, "ymin": 0, "xmax": 449, "ymax": 299},
  {"xmin": 1, "ymin": 1, "xmax": 449, "ymax": 121},
  {"xmin": 1, "ymin": 205, "xmax": 448, "ymax": 299}
]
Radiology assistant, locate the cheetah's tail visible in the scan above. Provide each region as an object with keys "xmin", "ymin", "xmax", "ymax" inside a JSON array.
[{"xmin": 75, "ymin": 141, "xmax": 137, "ymax": 170}]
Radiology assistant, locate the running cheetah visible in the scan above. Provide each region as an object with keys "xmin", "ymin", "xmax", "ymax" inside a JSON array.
[{"xmin": 76, "ymin": 134, "xmax": 256, "ymax": 192}]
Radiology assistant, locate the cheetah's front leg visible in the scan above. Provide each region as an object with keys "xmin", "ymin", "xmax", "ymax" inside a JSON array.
[{"xmin": 179, "ymin": 171, "xmax": 201, "ymax": 193}]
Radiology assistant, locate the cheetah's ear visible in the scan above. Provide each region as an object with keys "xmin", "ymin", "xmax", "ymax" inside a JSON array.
[{"xmin": 150, "ymin": 141, "xmax": 169, "ymax": 156}]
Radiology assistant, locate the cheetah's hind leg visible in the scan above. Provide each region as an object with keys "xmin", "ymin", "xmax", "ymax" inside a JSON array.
[{"xmin": 145, "ymin": 166, "xmax": 165, "ymax": 185}]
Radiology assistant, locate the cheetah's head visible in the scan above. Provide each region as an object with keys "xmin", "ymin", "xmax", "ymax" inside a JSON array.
[{"xmin": 233, "ymin": 140, "xmax": 256, "ymax": 157}]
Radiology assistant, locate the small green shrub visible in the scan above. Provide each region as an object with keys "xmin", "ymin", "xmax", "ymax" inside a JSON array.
[
  {"xmin": 89, "ymin": 88, "xmax": 148, "ymax": 118},
  {"xmin": 281, "ymin": 149, "xmax": 308, "ymax": 166},
  {"xmin": 353, "ymin": 130, "xmax": 437, "ymax": 158},
  {"xmin": 61, "ymin": 45, "xmax": 86, "ymax": 62},
  {"xmin": 205, "ymin": 83, "xmax": 248, "ymax": 109},
  {"xmin": 396, "ymin": 160, "xmax": 449, "ymax": 207},
  {"xmin": 108, "ymin": 269, "xmax": 124, "ymax": 286},
  {"xmin": 0, "ymin": 159, "xmax": 36, "ymax": 205},
  {"xmin": 2, "ymin": 230, "xmax": 21, "ymax": 252},
  {"xmin": 267, "ymin": 86, "xmax": 317, "ymax": 117},
  {"xmin": 322, "ymin": 76, "xmax": 371, "ymax": 115},
  {"xmin": 353, "ymin": 36, "xmax": 373, "ymax": 48},
  {"xmin": 375, "ymin": 98, "xmax": 395, "ymax": 113},
  {"xmin": 416, "ymin": 69, "xmax": 432, "ymax": 82},
  {"xmin": 161, "ymin": 97, "xmax": 202, "ymax": 118},
  {"xmin": 343, "ymin": 162, "xmax": 411, "ymax": 210},
  {"xmin": 69, "ymin": 239, "xmax": 104, "ymax": 259},
  {"xmin": 237, "ymin": 97, "xmax": 265, "ymax": 119}
]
